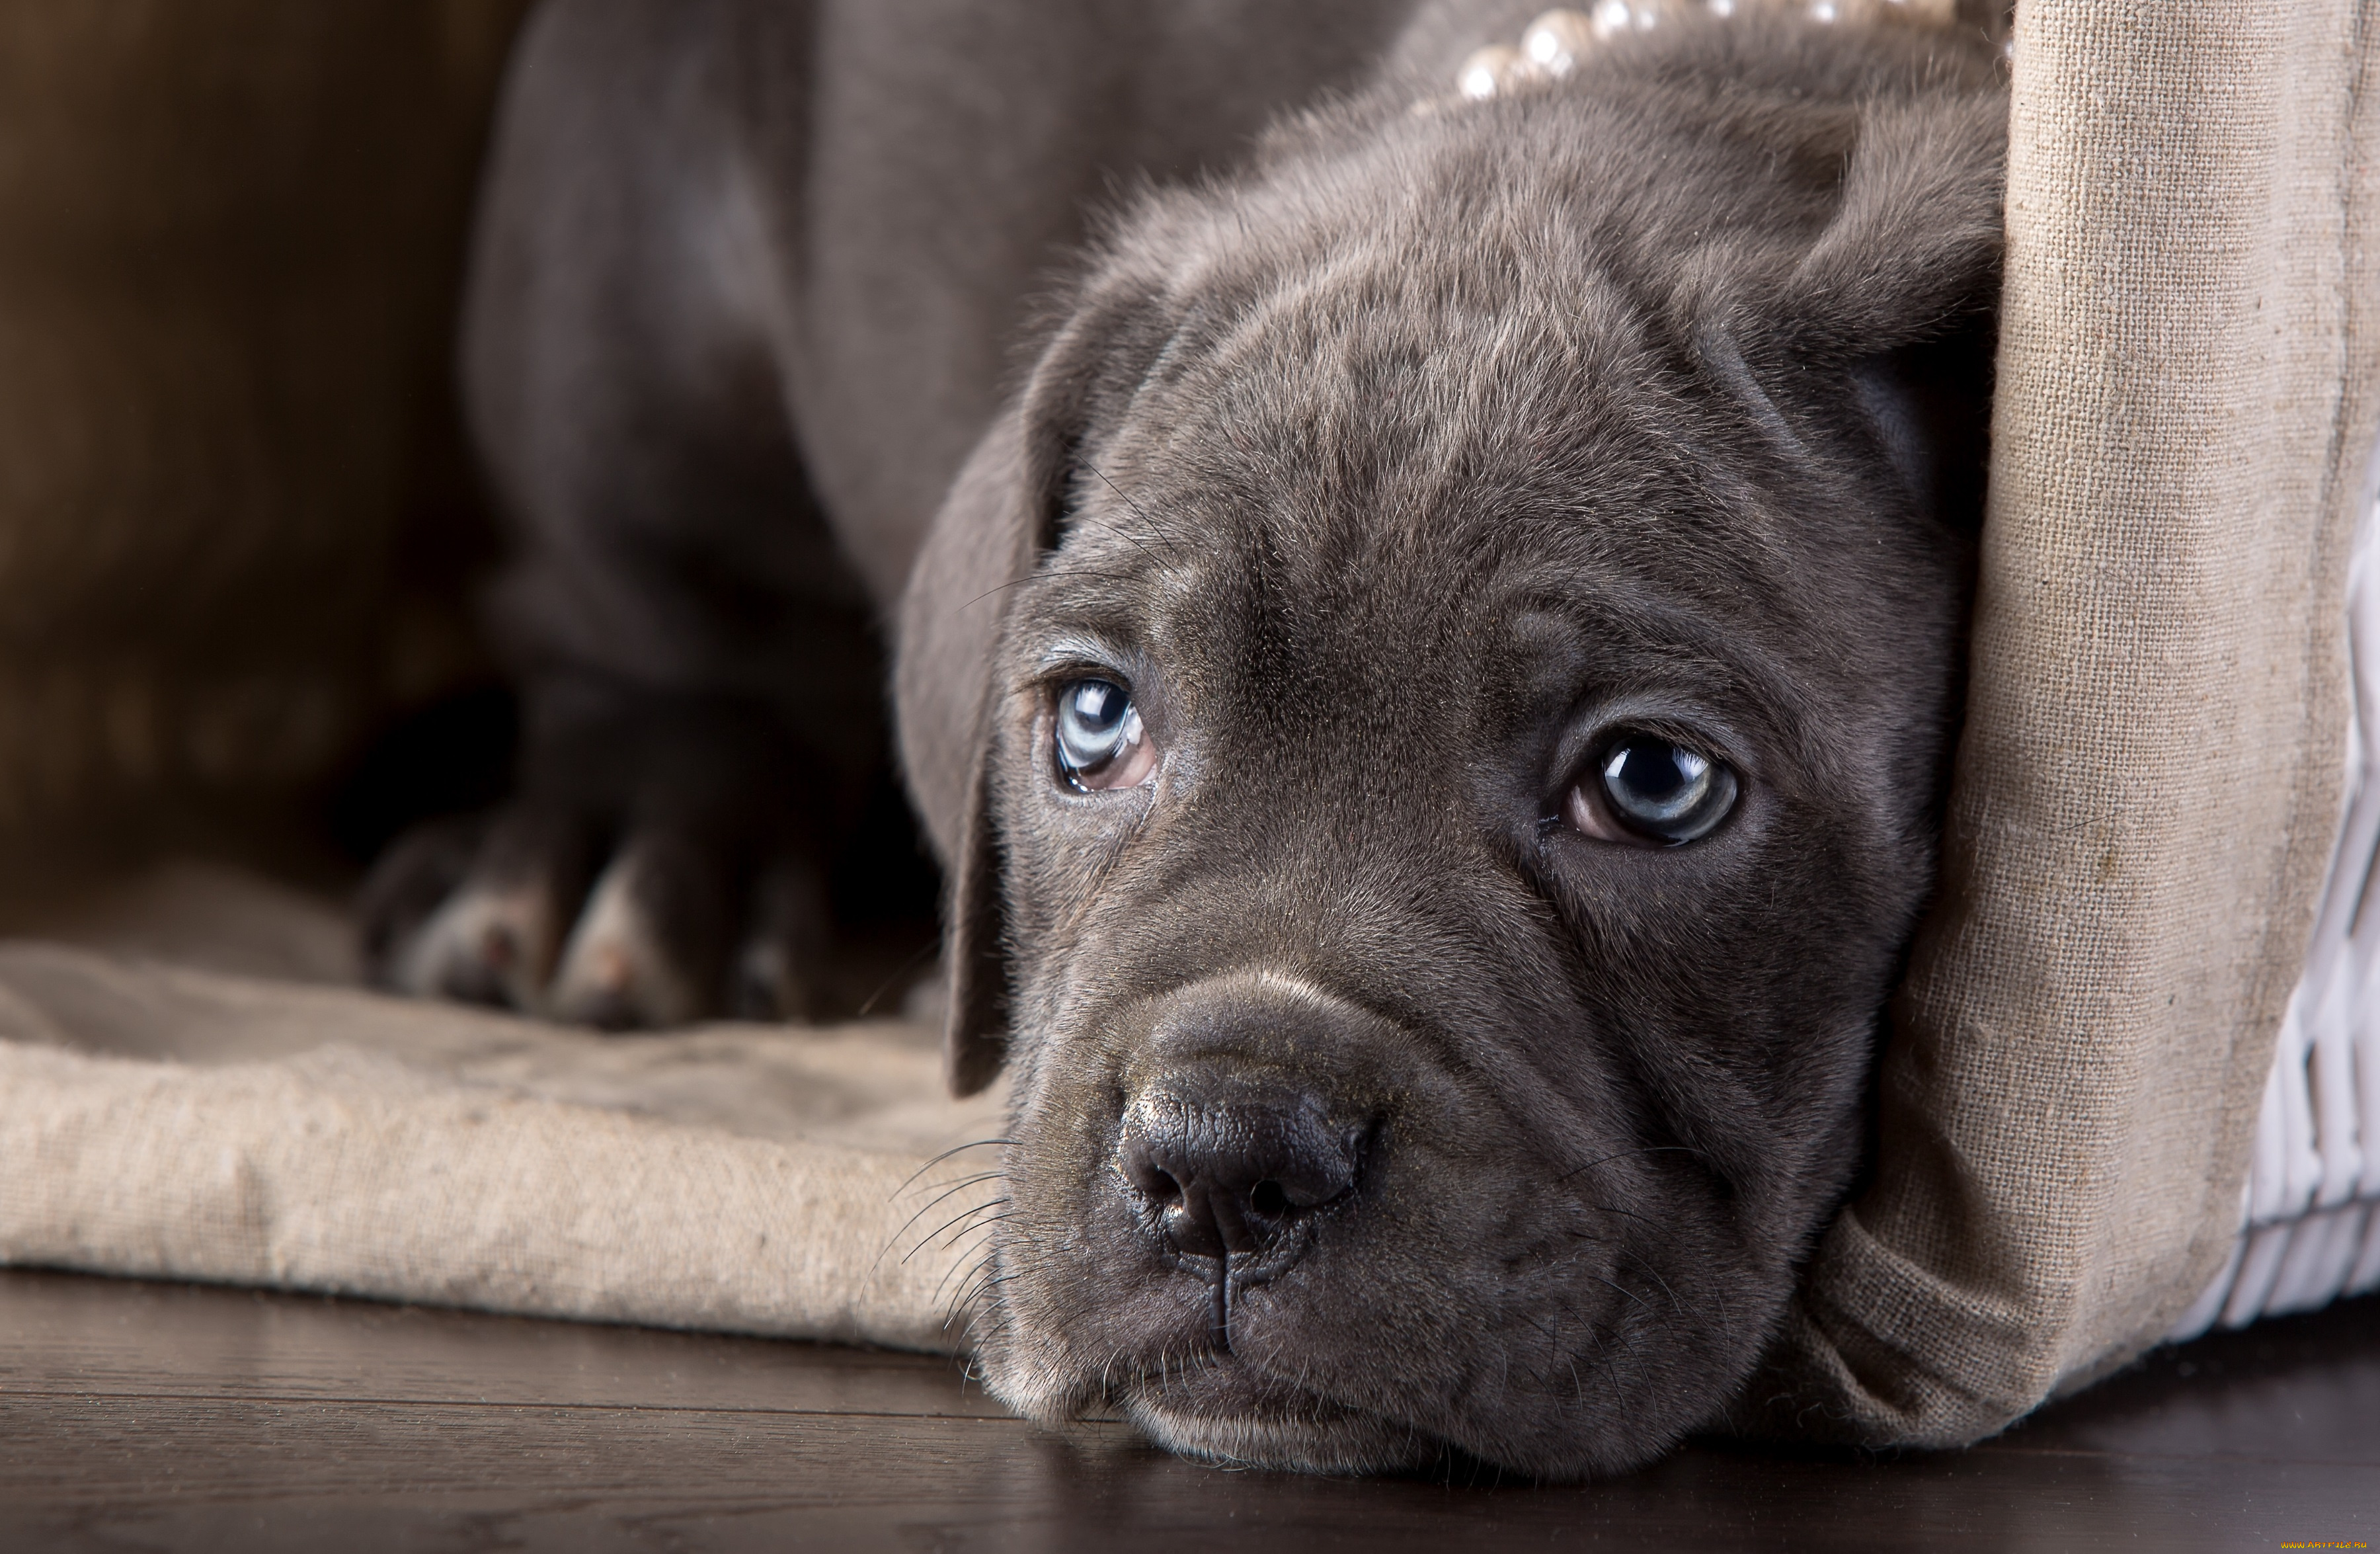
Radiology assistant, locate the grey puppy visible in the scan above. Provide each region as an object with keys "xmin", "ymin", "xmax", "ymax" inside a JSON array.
[{"xmin": 366, "ymin": 0, "xmax": 2008, "ymax": 1478}]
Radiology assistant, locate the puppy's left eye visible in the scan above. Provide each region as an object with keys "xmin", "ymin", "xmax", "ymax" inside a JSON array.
[
  {"xmin": 1566, "ymin": 735, "xmax": 1738, "ymax": 845},
  {"xmin": 1054, "ymin": 678, "xmax": 1156, "ymax": 791}
]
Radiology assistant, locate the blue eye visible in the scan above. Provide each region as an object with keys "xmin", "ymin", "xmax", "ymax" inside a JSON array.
[
  {"xmin": 1599, "ymin": 737, "xmax": 1737, "ymax": 844},
  {"xmin": 1055, "ymin": 678, "xmax": 1147, "ymax": 788}
]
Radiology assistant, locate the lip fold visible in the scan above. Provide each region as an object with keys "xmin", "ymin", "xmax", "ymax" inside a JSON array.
[{"xmin": 1109, "ymin": 1349, "xmax": 1441, "ymax": 1474}]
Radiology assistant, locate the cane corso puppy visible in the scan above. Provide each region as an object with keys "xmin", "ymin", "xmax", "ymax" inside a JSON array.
[{"xmin": 364, "ymin": 0, "xmax": 2008, "ymax": 1478}]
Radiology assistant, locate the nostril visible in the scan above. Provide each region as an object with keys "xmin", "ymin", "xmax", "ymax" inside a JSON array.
[
  {"xmin": 1115, "ymin": 1078, "xmax": 1369, "ymax": 1268},
  {"xmin": 1132, "ymin": 1159, "xmax": 1184, "ymax": 1207}
]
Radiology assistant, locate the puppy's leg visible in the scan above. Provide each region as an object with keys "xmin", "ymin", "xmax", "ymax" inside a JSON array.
[
  {"xmin": 363, "ymin": 0, "xmax": 857, "ymax": 1025},
  {"xmin": 522, "ymin": 684, "xmax": 840, "ymax": 1028},
  {"xmin": 368, "ymin": 0, "xmax": 1433, "ymax": 1026},
  {"xmin": 727, "ymin": 854, "xmax": 832, "ymax": 1020},
  {"xmin": 367, "ymin": 806, "xmax": 600, "ymax": 1010}
]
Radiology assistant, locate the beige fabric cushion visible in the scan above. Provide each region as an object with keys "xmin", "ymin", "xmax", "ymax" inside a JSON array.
[
  {"xmin": 1756, "ymin": 0, "xmax": 2380, "ymax": 1445},
  {"xmin": 0, "ymin": 922, "xmax": 1002, "ymax": 1351}
]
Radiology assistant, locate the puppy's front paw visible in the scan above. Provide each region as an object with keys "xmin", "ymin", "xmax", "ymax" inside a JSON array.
[{"xmin": 361, "ymin": 807, "xmax": 828, "ymax": 1028}]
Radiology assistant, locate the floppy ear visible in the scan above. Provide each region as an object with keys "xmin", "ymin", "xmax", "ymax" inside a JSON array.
[
  {"xmin": 1796, "ymin": 86, "xmax": 2005, "ymax": 529},
  {"xmin": 1844, "ymin": 321, "xmax": 1997, "ymax": 532},
  {"xmin": 896, "ymin": 409, "xmax": 1043, "ymax": 1098},
  {"xmin": 1696, "ymin": 81, "xmax": 2005, "ymax": 527},
  {"xmin": 896, "ymin": 281, "xmax": 1171, "ymax": 1096}
]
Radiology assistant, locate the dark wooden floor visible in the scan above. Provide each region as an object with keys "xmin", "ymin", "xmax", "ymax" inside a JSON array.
[{"xmin": 1, "ymin": 1268, "xmax": 2372, "ymax": 1551}]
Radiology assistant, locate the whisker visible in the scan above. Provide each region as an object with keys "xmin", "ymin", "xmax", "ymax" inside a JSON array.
[
  {"xmin": 891, "ymin": 1172, "xmax": 1009, "ymax": 1240},
  {"xmin": 1574, "ymin": 1200, "xmax": 1656, "ymax": 1226},
  {"xmin": 1615, "ymin": 1247, "xmax": 1688, "ymax": 1317},
  {"xmin": 902, "ymin": 1198, "xmax": 1014, "ymax": 1263},
  {"xmin": 1552, "ymin": 1143, "xmax": 1710, "ymax": 1186},
  {"xmin": 1081, "ymin": 460, "xmax": 1194, "ymax": 559},
  {"xmin": 1577, "ymin": 1317, "xmax": 1629, "ymax": 1414},
  {"xmin": 935, "ymin": 1244, "xmax": 1002, "ymax": 1309},
  {"xmin": 855, "ymin": 938, "xmax": 941, "ymax": 1018},
  {"xmin": 939, "ymin": 1208, "xmax": 1019, "ymax": 1249},
  {"xmin": 870, "ymin": 1162, "xmax": 1010, "ymax": 1278},
  {"xmin": 896, "ymin": 1139, "xmax": 1016, "ymax": 1196},
  {"xmin": 1595, "ymin": 1272, "xmax": 1657, "ymax": 1317},
  {"xmin": 943, "ymin": 1265, "xmax": 1023, "ymax": 1326},
  {"xmin": 959, "ymin": 567, "xmax": 1131, "ymax": 614},
  {"xmin": 933, "ymin": 1225, "xmax": 1015, "ymax": 1308}
]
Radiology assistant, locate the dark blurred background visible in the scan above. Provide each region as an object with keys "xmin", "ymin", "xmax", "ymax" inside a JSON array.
[{"xmin": 0, "ymin": 2, "xmax": 938, "ymax": 979}]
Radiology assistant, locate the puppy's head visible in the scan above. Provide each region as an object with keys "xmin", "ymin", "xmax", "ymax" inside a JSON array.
[{"xmin": 899, "ymin": 20, "xmax": 2005, "ymax": 1480}]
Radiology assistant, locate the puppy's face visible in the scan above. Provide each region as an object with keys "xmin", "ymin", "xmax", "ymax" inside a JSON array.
[{"xmin": 920, "ymin": 25, "xmax": 2005, "ymax": 1480}]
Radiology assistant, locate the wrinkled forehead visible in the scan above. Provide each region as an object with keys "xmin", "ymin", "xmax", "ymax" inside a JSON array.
[
  {"xmin": 1022, "ymin": 272, "xmax": 1796, "ymax": 684},
  {"xmin": 1130, "ymin": 232, "xmax": 1671, "ymax": 510}
]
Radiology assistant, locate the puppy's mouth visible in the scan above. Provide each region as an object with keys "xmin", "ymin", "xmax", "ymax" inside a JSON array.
[
  {"xmin": 1106, "ymin": 1344, "xmax": 1442, "ymax": 1475},
  {"xmin": 982, "ymin": 973, "xmax": 1764, "ymax": 1479}
]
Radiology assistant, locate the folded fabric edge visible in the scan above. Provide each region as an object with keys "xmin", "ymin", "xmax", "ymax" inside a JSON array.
[{"xmin": 0, "ymin": 1039, "xmax": 984, "ymax": 1356}]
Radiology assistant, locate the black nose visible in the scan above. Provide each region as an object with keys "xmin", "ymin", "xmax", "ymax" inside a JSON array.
[{"xmin": 1117, "ymin": 1075, "xmax": 1364, "ymax": 1261}]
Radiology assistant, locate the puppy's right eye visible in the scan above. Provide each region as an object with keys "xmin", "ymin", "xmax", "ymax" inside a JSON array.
[
  {"xmin": 1054, "ymin": 678, "xmax": 1155, "ymax": 791},
  {"xmin": 1565, "ymin": 735, "xmax": 1738, "ymax": 845}
]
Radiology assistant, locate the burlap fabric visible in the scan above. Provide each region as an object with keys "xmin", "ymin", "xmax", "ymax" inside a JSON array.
[
  {"xmin": 1755, "ymin": 0, "xmax": 2380, "ymax": 1445},
  {"xmin": 0, "ymin": 873, "xmax": 1002, "ymax": 1351}
]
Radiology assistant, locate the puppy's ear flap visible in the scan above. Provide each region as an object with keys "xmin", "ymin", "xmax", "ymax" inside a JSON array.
[
  {"xmin": 898, "ymin": 410, "xmax": 1043, "ymax": 1097},
  {"xmin": 898, "ymin": 280, "xmax": 1174, "ymax": 1096},
  {"xmin": 942, "ymin": 746, "xmax": 1011, "ymax": 1096},
  {"xmin": 1844, "ymin": 319, "xmax": 1997, "ymax": 532},
  {"xmin": 1703, "ymin": 79, "xmax": 2006, "ymax": 527},
  {"xmin": 1803, "ymin": 85, "xmax": 2004, "ymax": 524}
]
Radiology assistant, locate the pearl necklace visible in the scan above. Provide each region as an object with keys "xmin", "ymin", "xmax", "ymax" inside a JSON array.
[{"xmin": 1446, "ymin": 0, "xmax": 1966, "ymax": 106}]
